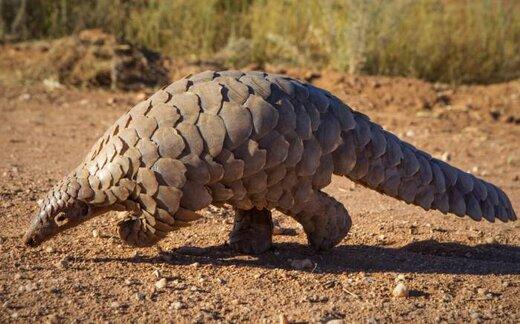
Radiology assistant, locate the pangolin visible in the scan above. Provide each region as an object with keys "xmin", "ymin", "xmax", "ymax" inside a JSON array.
[{"xmin": 23, "ymin": 70, "xmax": 517, "ymax": 253}]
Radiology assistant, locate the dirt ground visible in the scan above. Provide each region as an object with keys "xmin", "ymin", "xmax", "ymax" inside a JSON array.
[{"xmin": 0, "ymin": 65, "xmax": 519, "ymax": 323}]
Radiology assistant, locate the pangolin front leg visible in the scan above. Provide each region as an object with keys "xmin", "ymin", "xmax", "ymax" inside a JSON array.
[
  {"xmin": 228, "ymin": 207, "xmax": 273, "ymax": 254},
  {"xmin": 116, "ymin": 198, "xmax": 172, "ymax": 247},
  {"xmin": 117, "ymin": 199, "xmax": 206, "ymax": 247}
]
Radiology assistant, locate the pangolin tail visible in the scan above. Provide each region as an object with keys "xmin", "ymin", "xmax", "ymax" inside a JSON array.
[{"xmin": 331, "ymin": 110, "xmax": 516, "ymax": 222}]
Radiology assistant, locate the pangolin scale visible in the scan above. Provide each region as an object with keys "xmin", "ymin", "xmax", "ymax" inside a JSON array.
[{"xmin": 23, "ymin": 70, "xmax": 517, "ymax": 253}]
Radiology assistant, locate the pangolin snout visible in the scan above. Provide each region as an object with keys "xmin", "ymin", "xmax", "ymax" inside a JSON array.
[
  {"xmin": 23, "ymin": 234, "xmax": 38, "ymax": 247},
  {"xmin": 23, "ymin": 192, "xmax": 96, "ymax": 248},
  {"xmin": 23, "ymin": 207, "xmax": 58, "ymax": 248},
  {"xmin": 22, "ymin": 217, "xmax": 49, "ymax": 247}
]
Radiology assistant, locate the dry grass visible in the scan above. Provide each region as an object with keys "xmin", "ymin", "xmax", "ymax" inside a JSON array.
[{"xmin": 1, "ymin": 0, "xmax": 518, "ymax": 84}]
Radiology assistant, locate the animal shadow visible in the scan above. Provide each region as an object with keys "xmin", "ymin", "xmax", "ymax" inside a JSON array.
[{"xmin": 90, "ymin": 239, "xmax": 520, "ymax": 275}]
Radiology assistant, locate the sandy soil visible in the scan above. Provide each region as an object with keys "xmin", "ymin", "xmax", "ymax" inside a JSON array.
[{"xmin": 0, "ymin": 67, "xmax": 519, "ymax": 323}]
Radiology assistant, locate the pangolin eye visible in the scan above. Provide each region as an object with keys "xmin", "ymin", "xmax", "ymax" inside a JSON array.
[{"xmin": 76, "ymin": 202, "xmax": 90, "ymax": 216}]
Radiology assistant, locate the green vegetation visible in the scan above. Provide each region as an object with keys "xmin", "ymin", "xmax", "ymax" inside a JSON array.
[{"xmin": 1, "ymin": 0, "xmax": 519, "ymax": 84}]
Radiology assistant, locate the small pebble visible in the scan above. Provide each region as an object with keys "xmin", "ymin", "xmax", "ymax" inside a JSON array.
[
  {"xmin": 304, "ymin": 71, "xmax": 321, "ymax": 82},
  {"xmin": 45, "ymin": 246, "xmax": 55, "ymax": 253},
  {"xmin": 45, "ymin": 314, "xmax": 59, "ymax": 324},
  {"xmin": 24, "ymin": 282, "xmax": 38, "ymax": 292},
  {"xmin": 485, "ymin": 237, "xmax": 497, "ymax": 244},
  {"xmin": 308, "ymin": 295, "xmax": 329, "ymax": 303},
  {"xmin": 392, "ymin": 283, "xmax": 409, "ymax": 297},
  {"xmin": 135, "ymin": 92, "xmax": 147, "ymax": 101},
  {"xmin": 327, "ymin": 320, "xmax": 344, "ymax": 324},
  {"xmin": 14, "ymin": 273, "xmax": 22, "ymax": 280},
  {"xmin": 469, "ymin": 311, "xmax": 480, "ymax": 320},
  {"xmin": 290, "ymin": 258, "xmax": 314, "ymax": 270},
  {"xmin": 153, "ymin": 269, "xmax": 162, "ymax": 279},
  {"xmin": 440, "ymin": 152, "xmax": 451, "ymax": 162},
  {"xmin": 170, "ymin": 301, "xmax": 184, "ymax": 310},
  {"xmin": 155, "ymin": 278, "xmax": 167, "ymax": 290},
  {"xmin": 363, "ymin": 277, "xmax": 374, "ymax": 284},
  {"xmin": 279, "ymin": 314, "xmax": 289, "ymax": 324},
  {"xmin": 56, "ymin": 257, "xmax": 69, "ymax": 269},
  {"xmin": 477, "ymin": 288, "xmax": 487, "ymax": 296},
  {"xmin": 507, "ymin": 155, "xmax": 519, "ymax": 166},
  {"xmin": 135, "ymin": 292, "xmax": 146, "ymax": 301},
  {"xmin": 110, "ymin": 301, "xmax": 120, "ymax": 309},
  {"xmin": 323, "ymin": 280, "xmax": 336, "ymax": 289},
  {"xmin": 18, "ymin": 93, "xmax": 31, "ymax": 101},
  {"xmin": 92, "ymin": 229, "xmax": 99, "ymax": 238},
  {"xmin": 395, "ymin": 274, "xmax": 406, "ymax": 282}
]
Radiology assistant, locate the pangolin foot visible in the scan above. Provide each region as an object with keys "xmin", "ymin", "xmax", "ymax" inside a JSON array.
[{"xmin": 228, "ymin": 207, "xmax": 273, "ymax": 254}]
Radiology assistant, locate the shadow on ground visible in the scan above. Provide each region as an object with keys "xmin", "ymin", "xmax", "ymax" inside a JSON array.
[{"xmin": 87, "ymin": 240, "xmax": 520, "ymax": 275}]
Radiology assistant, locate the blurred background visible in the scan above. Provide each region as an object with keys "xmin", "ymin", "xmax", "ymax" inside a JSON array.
[{"xmin": 0, "ymin": 0, "xmax": 519, "ymax": 88}]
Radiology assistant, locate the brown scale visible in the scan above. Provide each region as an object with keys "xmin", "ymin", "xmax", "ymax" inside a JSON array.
[
  {"xmin": 244, "ymin": 95, "xmax": 279, "ymax": 140},
  {"xmin": 213, "ymin": 76, "xmax": 250, "ymax": 105},
  {"xmin": 258, "ymin": 130, "xmax": 290, "ymax": 169},
  {"xmin": 219, "ymin": 101, "xmax": 253, "ymax": 150},
  {"xmin": 233, "ymin": 139, "xmax": 267, "ymax": 178},
  {"xmin": 181, "ymin": 154, "xmax": 211, "ymax": 185},
  {"xmin": 189, "ymin": 82, "xmax": 224, "ymax": 114},
  {"xmin": 196, "ymin": 113, "xmax": 226, "ymax": 157}
]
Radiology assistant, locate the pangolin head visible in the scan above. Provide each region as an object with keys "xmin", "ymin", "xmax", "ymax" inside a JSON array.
[{"xmin": 23, "ymin": 175, "xmax": 97, "ymax": 247}]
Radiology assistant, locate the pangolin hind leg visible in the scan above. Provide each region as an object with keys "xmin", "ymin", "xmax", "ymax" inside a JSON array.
[
  {"xmin": 228, "ymin": 207, "xmax": 273, "ymax": 254},
  {"xmin": 288, "ymin": 190, "xmax": 352, "ymax": 251}
]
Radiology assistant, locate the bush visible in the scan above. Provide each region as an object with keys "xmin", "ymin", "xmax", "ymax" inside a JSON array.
[{"xmin": 1, "ymin": 0, "xmax": 518, "ymax": 84}]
